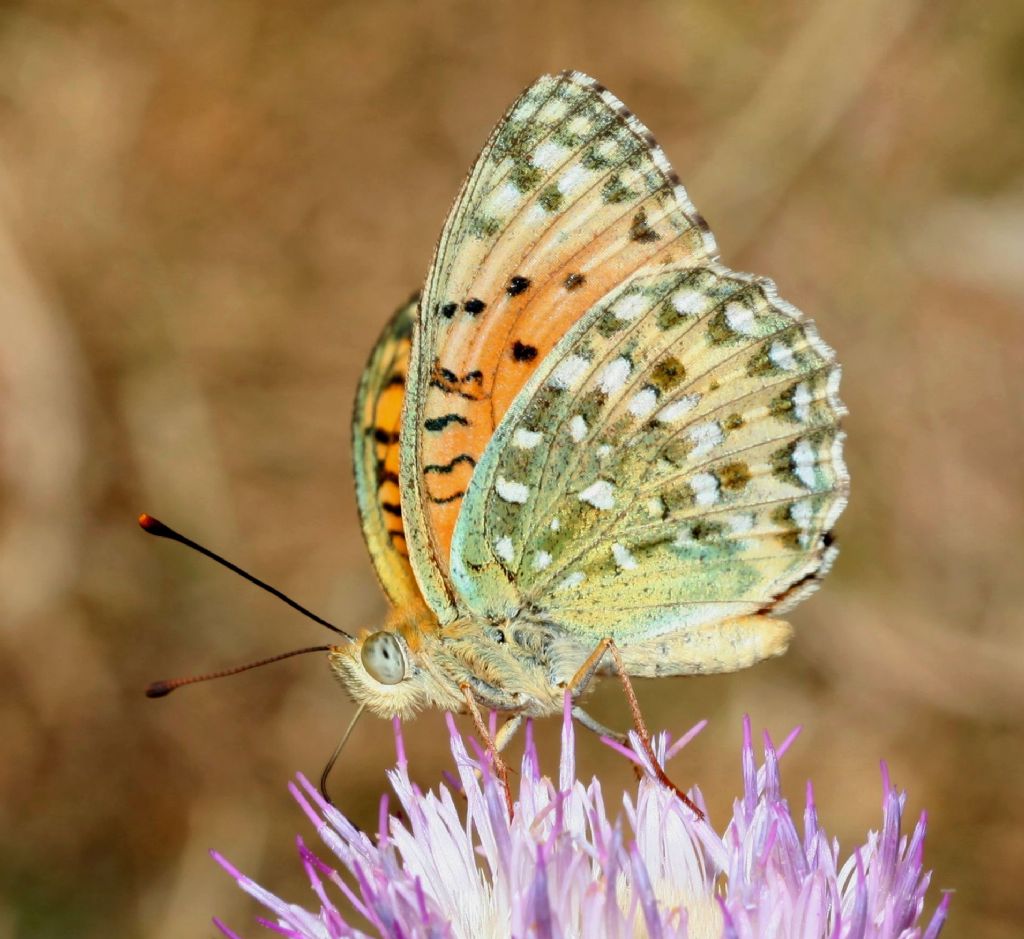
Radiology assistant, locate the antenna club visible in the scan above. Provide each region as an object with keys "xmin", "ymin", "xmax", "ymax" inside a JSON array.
[
  {"xmin": 146, "ymin": 680, "xmax": 175, "ymax": 698},
  {"xmin": 138, "ymin": 513, "xmax": 172, "ymax": 537}
]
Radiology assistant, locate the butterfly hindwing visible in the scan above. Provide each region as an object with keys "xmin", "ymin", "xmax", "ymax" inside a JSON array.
[
  {"xmin": 401, "ymin": 71, "xmax": 717, "ymax": 620},
  {"xmin": 450, "ymin": 262, "xmax": 848, "ymax": 641},
  {"xmin": 352, "ymin": 294, "xmax": 424, "ymax": 608}
]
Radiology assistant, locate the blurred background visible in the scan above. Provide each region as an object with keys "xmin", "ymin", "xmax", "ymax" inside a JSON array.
[{"xmin": 1, "ymin": 1, "xmax": 1022, "ymax": 936}]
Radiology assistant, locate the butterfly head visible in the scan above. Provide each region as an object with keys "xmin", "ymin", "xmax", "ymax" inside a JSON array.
[{"xmin": 327, "ymin": 623, "xmax": 462, "ymax": 719}]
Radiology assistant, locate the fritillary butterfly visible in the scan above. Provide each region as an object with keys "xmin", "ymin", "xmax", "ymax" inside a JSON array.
[{"xmin": 337, "ymin": 71, "xmax": 848, "ymax": 763}]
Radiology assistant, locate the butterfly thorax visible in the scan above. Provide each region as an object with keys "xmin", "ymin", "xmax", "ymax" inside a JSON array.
[{"xmin": 328, "ymin": 608, "xmax": 582, "ymax": 721}]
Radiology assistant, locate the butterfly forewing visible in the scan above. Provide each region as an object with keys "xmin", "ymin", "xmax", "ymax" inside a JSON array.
[
  {"xmin": 450, "ymin": 262, "xmax": 847, "ymax": 641},
  {"xmin": 401, "ymin": 71, "xmax": 717, "ymax": 620},
  {"xmin": 352, "ymin": 295, "xmax": 424, "ymax": 608}
]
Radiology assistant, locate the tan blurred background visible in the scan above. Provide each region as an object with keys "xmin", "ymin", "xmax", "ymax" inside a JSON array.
[{"xmin": 1, "ymin": 1, "xmax": 1022, "ymax": 936}]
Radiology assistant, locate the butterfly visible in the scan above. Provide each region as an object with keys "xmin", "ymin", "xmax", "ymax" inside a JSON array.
[{"xmin": 334, "ymin": 70, "xmax": 847, "ymax": 797}]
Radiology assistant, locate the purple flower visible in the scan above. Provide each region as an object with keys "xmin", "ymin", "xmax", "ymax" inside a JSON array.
[{"xmin": 213, "ymin": 697, "xmax": 950, "ymax": 938}]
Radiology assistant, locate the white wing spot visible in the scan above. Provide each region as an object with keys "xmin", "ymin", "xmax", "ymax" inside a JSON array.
[
  {"xmin": 792, "ymin": 439, "xmax": 817, "ymax": 488},
  {"xmin": 690, "ymin": 472, "xmax": 720, "ymax": 507},
  {"xmin": 550, "ymin": 354, "xmax": 590, "ymax": 390},
  {"xmin": 687, "ymin": 421, "xmax": 724, "ymax": 459},
  {"xmin": 532, "ymin": 550, "xmax": 552, "ymax": 571},
  {"xmin": 790, "ymin": 499, "xmax": 814, "ymax": 530},
  {"xmin": 769, "ymin": 340, "xmax": 798, "ymax": 371},
  {"xmin": 612, "ymin": 294, "xmax": 648, "ymax": 322},
  {"xmin": 646, "ymin": 497, "xmax": 665, "ymax": 518},
  {"xmin": 724, "ymin": 302, "xmax": 757, "ymax": 336},
  {"xmin": 550, "ymin": 517, "xmax": 561, "ymax": 531},
  {"xmin": 556, "ymin": 571, "xmax": 586, "ymax": 590},
  {"xmin": 538, "ymin": 97, "xmax": 570, "ymax": 121},
  {"xmin": 727, "ymin": 513, "xmax": 755, "ymax": 534},
  {"xmin": 513, "ymin": 428, "xmax": 542, "ymax": 450},
  {"xmin": 569, "ymin": 415, "xmax": 588, "ymax": 442},
  {"xmin": 656, "ymin": 394, "xmax": 701, "ymax": 423},
  {"xmin": 598, "ymin": 356, "xmax": 632, "ymax": 394},
  {"xmin": 628, "ymin": 387, "xmax": 659, "ymax": 419},
  {"xmin": 597, "ymin": 444, "xmax": 613, "ymax": 460},
  {"xmin": 487, "ymin": 181, "xmax": 521, "ymax": 216},
  {"xmin": 532, "ymin": 140, "xmax": 564, "ymax": 171},
  {"xmin": 557, "ymin": 163, "xmax": 590, "ymax": 196},
  {"xmin": 672, "ymin": 289, "xmax": 707, "ymax": 316},
  {"xmin": 494, "ymin": 535, "xmax": 515, "ymax": 563},
  {"xmin": 579, "ymin": 479, "xmax": 615, "ymax": 510},
  {"xmin": 567, "ymin": 114, "xmax": 592, "ymax": 136},
  {"xmin": 496, "ymin": 476, "xmax": 530, "ymax": 504},
  {"xmin": 673, "ymin": 526, "xmax": 694, "ymax": 546},
  {"xmin": 612, "ymin": 543, "xmax": 638, "ymax": 571},
  {"xmin": 793, "ymin": 382, "xmax": 813, "ymax": 423}
]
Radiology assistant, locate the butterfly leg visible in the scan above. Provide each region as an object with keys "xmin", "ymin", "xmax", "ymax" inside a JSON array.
[
  {"xmin": 460, "ymin": 685, "xmax": 514, "ymax": 816},
  {"xmin": 573, "ymin": 638, "xmax": 705, "ymax": 820},
  {"xmin": 494, "ymin": 714, "xmax": 524, "ymax": 753},
  {"xmin": 570, "ymin": 705, "xmax": 626, "ymax": 744}
]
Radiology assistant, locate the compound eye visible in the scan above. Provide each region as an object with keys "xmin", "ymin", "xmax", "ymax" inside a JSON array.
[{"xmin": 360, "ymin": 631, "xmax": 406, "ymax": 685}]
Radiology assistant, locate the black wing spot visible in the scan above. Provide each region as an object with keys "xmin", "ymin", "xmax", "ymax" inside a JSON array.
[
  {"xmin": 440, "ymin": 302, "xmax": 458, "ymax": 319},
  {"xmin": 385, "ymin": 374, "xmax": 405, "ymax": 388},
  {"xmin": 506, "ymin": 275, "xmax": 531, "ymax": 296},
  {"xmin": 629, "ymin": 208, "xmax": 660, "ymax": 243},
  {"xmin": 564, "ymin": 272, "xmax": 585, "ymax": 291},
  {"xmin": 427, "ymin": 490, "xmax": 466, "ymax": 505},
  {"xmin": 424, "ymin": 413, "xmax": 470, "ymax": 432},
  {"xmin": 381, "ymin": 501, "xmax": 402, "ymax": 517},
  {"xmin": 464, "ymin": 298, "xmax": 487, "ymax": 315},
  {"xmin": 512, "ymin": 340, "xmax": 538, "ymax": 362},
  {"xmin": 423, "ymin": 454, "xmax": 477, "ymax": 475},
  {"xmin": 463, "ymin": 370, "xmax": 483, "ymax": 383},
  {"xmin": 373, "ymin": 428, "xmax": 400, "ymax": 444}
]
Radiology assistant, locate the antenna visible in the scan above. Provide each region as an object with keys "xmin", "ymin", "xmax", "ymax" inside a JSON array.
[
  {"xmin": 146, "ymin": 645, "xmax": 336, "ymax": 697},
  {"xmin": 138, "ymin": 513, "xmax": 352, "ymax": 640}
]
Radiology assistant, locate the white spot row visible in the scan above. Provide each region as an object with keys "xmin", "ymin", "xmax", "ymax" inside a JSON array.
[
  {"xmin": 690, "ymin": 472, "xmax": 720, "ymax": 507},
  {"xmin": 628, "ymin": 387, "xmax": 659, "ymax": 419},
  {"xmin": 578, "ymin": 479, "xmax": 615, "ymax": 510},
  {"xmin": 687, "ymin": 420, "xmax": 723, "ymax": 460},
  {"xmin": 792, "ymin": 382, "xmax": 813, "ymax": 422},
  {"xmin": 611, "ymin": 542, "xmax": 638, "ymax": 571},
  {"xmin": 646, "ymin": 497, "xmax": 664, "ymax": 518},
  {"xmin": 768, "ymin": 340, "xmax": 797, "ymax": 371},
  {"xmin": 656, "ymin": 394, "xmax": 701, "ymax": 423},
  {"xmin": 727, "ymin": 512, "xmax": 755, "ymax": 534},
  {"xmin": 487, "ymin": 181, "xmax": 521, "ymax": 217},
  {"xmin": 612, "ymin": 294, "xmax": 648, "ymax": 322},
  {"xmin": 496, "ymin": 476, "xmax": 530, "ymax": 504},
  {"xmin": 537, "ymin": 97, "xmax": 570, "ymax": 123},
  {"xmin": 672, "ymin": 288, "xmax": 708, "ymax": 317},
  {"xmin": 494, "ymin": 535, "xmax": 515, "ymax": 563},
  {"xmin": 557, "ymin": 571, "xmax": 586, "ymax": 591},
  {"xmin": 724, "ymin": 302, "xmax": 757, "ymax": 337},
  {"xmin": 598, "ymin": 356, "xmax": 632, "ymax": 394},
  {"xmin": 513, "ymin": 427, "xmax": 542, "ymax": 450},
  {"xmin": 569, "ymin": 415, "xmax": 588, "ymax": 442},
  {"xmin": 531, "ymin": 139, "xmax": 565, "ymax": 171},
  {"xmin": 533, "ymin": 550, "xmax": 552, "ymax": 571},
  {"xmin": 557, "ymin": 163, "xmax": 591, "ymax": 197},
  {"xmin": 550, "ymin": 354, "xmax": 590, "ymax": 390},
  {"xmin": 792, "ymin": 439, "xmax": 817, "ymax": 489}
]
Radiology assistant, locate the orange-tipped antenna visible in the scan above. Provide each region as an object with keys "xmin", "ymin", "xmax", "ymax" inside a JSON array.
[
  {"xmin": 146, "ymin": 645, "xmax": 336, "ymax": 698},
  {"xmin": 138, "ymin": 513, "xmax": 352, "ymax": 640}
]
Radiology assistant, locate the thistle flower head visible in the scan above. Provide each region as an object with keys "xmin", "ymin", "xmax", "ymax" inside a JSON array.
[{"xmin": 213, "ymin": 697, "xmax": 950, "ymax": 938}]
